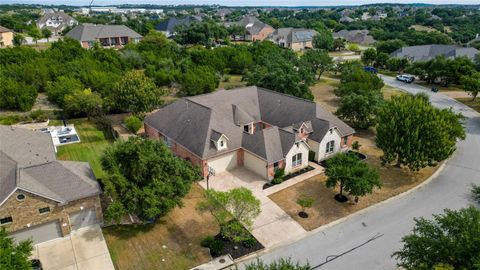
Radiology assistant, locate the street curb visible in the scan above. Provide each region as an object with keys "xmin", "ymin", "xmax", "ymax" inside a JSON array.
[{"xmin": 230, "ymin": 159, "xmax": 449, "ymax": 267}]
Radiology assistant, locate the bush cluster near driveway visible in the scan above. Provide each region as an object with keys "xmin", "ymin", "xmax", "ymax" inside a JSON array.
[
  {"xmin": 51, "ymin": 118, "xmax": 113, "ymax": 179},
  {"xmin": 269, "ymin": 129, "xmax": 439, "ymax": 231},
  {"xmin": 103, "ymin": 184, "xmax": 219, "ymax": 270}
]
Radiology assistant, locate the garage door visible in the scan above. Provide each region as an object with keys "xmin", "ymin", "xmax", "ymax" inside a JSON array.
[
  {"xmin": 207, "ymin": 152, "xmax": 237, "ymax": 175},
  {"xmin": 70, "ymin": 208, "xmax": 98, "ymax": 230},
  {"xmin": 244, "ymin": 152, "xmax": 267, "ymax": 178},
  {"xmin": 11, "ymin": 221, "xmax": 62, "ymax": 244}
]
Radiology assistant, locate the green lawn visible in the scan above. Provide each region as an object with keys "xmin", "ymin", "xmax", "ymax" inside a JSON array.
[
  {"xmin": 218, "ymin": 75, "xmax": 247, "ymax": 90},
  {"xmin": 50, "ymin": 118, "xmax": 112, "ymax": 179},
  {"xmin": 456, "ymin": 98, "xmax": 480, "ymax": 113}
]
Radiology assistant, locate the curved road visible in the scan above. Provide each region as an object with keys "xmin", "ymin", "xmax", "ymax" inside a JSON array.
[{"xmin": 238, "ymin": 76, "xmax": 480, "ymax": 269}]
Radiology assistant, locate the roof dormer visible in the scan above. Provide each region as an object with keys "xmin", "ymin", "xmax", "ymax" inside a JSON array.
[{"xmin": 210, "ymin": 130, "xmax": 229, "ymax": 151}]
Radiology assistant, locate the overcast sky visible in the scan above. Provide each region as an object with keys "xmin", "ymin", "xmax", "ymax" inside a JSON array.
[{"xmin": 2, "ymin": 0, "xmax": 480, "ymax": 6}]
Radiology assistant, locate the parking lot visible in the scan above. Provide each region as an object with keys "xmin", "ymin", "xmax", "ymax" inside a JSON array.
[{"xmin": 30, "ymin": 225, "xmax": 114, "ymax": 270}]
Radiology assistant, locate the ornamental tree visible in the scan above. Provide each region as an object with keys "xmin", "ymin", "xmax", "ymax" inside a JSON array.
[
  {"xmin": 376, "ymin": 94, "xmax": 465, "ymax": 171},
  {"xmin": 101, "ymin": 137, "xmax": 200, "ymax": 222},
  {"xmin": 325, "ymin": 153, "xmax": 381, "ymax": 202},
  {"xmin": 0, "ymin": 228, "xmax": 33, "ymax": 270},
  {"xmin": 393, "ymin": 207, "xmax": 480, "ymax": 270}
]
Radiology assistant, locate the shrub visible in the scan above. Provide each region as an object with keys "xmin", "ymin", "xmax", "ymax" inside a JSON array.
[
  {"xmin": 220, "ymin": 220, "xmax": 252, "ymax": 244},
  {"xmin": 124, "ymin": 115, "xmax": 142, "ymax": 134},
  {"xmin": 271, "ymin": 177, "xmax": 283, "ymax": 185},
  {"xmin": 0, "ymin": 114, "xmax": 32, "ymax": 125},
  {"xmin": 472, "ymin": 184, "xmax": 480, "ymax": 203},
  {"xmin": 30, "ymin": 109, "xmax": 53, "ymax": 122},
  {"xmin": 352, "ymin": 141, "xmax": 361, "ymax": 151},
  {"xmin": 208, "ymin": 239, "xmax": 224, "ymax": 257},
  {"xmin": 200, "ymin": 235, "xmax": 214, "ymax": 248},
  {"xmin": 200, "ymin": 235, "xmax": 224, "ymax": 257},
  {"xmin": 242, "ymin": 236, "xmax": 256, "ymax": 248}
]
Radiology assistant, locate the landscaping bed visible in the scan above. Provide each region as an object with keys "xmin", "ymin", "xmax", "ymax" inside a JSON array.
[
  {"xmin": 104, "ymin": 184, "xmax": 219, "ymax": 270},
  {"xmin": 269, "ymin": 128, "xmax": 440, "ymax": 231},
  {"xmin": 212, "ymin": 233, "xmax": 263, "ymax": 259},
  {"xmin": 263, "ymin": 166, "xmax": 314, "ymax": 190}
]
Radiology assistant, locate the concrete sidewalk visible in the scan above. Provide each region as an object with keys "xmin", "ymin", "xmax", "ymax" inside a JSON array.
[
  {"xmin": 30, "ymin": 225, "xmax": 114, "ymax": 270},
  {"xmin": 199, "ymin": 164, "xmax": 323, "ymax": 248}
]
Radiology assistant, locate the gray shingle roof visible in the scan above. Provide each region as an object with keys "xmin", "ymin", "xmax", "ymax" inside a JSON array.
[
  {"xmin": 268, "ymin": 28, "xmax": 317, "ymax": 44},
  {"xmin": 390, "ymin": 45, "xmax": 480, "ymax": 62},
  {"xmin": 154, "ymin": 16, "xmax": 201, "ymax": 32},
  {"xmin": 0, "ymin": 25, "xmax": 13, "ymax": 33},
  {"xmin": 144, "ymin": 86, "xmax": 355, "ymax": 163},
  {"xmin": 333, "ymin": 29, "xmax": 375, "ymax": 45},
  {"xmin": 226, "ymin": 16, "xmax": 273, "ymax": 36},
  {"xmin": 66, "ymin": 24, "xmax": 142, "ymax": 42},
  {"xmin": 0, "ymin": 125, "xmax": 101, "ymax": 205}
]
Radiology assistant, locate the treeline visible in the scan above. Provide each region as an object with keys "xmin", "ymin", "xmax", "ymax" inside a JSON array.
[{"xmin": 0, "ymin": 33, "xmax": 327, "ymax": 114}]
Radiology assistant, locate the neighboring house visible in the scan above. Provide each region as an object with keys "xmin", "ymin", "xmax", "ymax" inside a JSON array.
[
  {"xmin": 339, "ymin": 16, "xmax": 355, "ymax": 23},
  {"xmin": 155, "ymin": 16, "xmax": 202, "ymax": 37},
  {"xmin": 226, "ymin": 16, "xmax": 275, "ymax": 41},
  {"xmin": 333, "ymin": 29, "xmax": 376, "ymax": 45},
  {"xmin": 390, "ymin": 44, "xmax": 480, "ymax": 62},
  {"xmin": 36, "ymin": 12, "xmax": 78, "ymax": 36},
  {"xmin": 144, "ymin": 86, "xmax": 355, "ymax": 180},
  {"xmin": 65, "ymin": 24, "xmax": 143, "ymax": 49},
  {"xmin": 0, "ymin": 26, "xmax": 14, "ymax": 48},
  {"xmin": 267, "ymin": 28, "xmax": 317, "ymax": 51},
  {"xmin": 0, "ymin": 126, "xmax": 103, "ymax": 244},
  {"xmin": 216, "ymin": 8, "xmax": 233, "ymax": 21}
]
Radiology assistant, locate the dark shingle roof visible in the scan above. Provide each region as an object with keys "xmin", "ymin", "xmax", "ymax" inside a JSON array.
[
  {"xmin": 0, "ymin": 125, "xmax": 101, "ymax": 205},
  {"xmin": 0, "ymin": 25, "xmax": 13, "ymax": 33},
  {"xmin": 66, "ymin": 24, "xmax": 142, "ymax": 42},
  {"xmin": 154, "ymin": 16, "xmax": 201, "ymax": 32},
  {"xmin": 390, "ymin": 45, "xmax": 480, "ymax": 62},
  {"xmin": 144, "ymin": 86, "xmax": 355, "ymax": 162},
  {"xmin": 333, "ymin": 29, "xmax": 375, "ymax": 45},
  {"xmin": 226, "ymin": 16, "xmax": 273, "ymax": 36},
  {"xmin": 268, "ymin": 28, "xmax": 317, "ymax": 44}
]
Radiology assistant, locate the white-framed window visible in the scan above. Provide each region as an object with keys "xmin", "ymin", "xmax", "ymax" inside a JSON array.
[
  {"xmin": 273, "ymin": 161, "xmax": 280, "ymax": 171},
  {"xmin": 326, "ymin": 140, "xmax": 335, "ymax": 153},
  {"xmin": 292, "ymin": 153, "xmax": 302, "ymax": 167},
  {"xmin": 164, "ymin": 136, "xmax": 173, "ymax": 148},
  {"xmin": 0, "ymin": 216, "xmax": 13, "ymax": 225}
]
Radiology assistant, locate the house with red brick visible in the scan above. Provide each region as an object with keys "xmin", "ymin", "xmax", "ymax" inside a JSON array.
[
  {"xmin": 225, "ymin": 16, "xmax": 274, "ymax": 41},
  {"xmin": 144, "ymin": 86, "xmax": 355, "ymax": 180}
]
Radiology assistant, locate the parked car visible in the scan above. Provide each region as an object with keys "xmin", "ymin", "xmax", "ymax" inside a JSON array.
[
  {"xmin": 364, "ymin": 66, "xmax": 377, "ymax": 73},
  {"xmin": 30, "ymin": 259, "xmax": 43, "ymax": 270},
  {"xmin": 396, "ymin": 74, "xmax": 415, "ymax": 83}
]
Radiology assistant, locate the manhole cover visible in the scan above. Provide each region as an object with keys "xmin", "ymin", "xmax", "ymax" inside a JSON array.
[{"xmin": 219, "ymin": 259, "xmax": 226, "ymax": 263}]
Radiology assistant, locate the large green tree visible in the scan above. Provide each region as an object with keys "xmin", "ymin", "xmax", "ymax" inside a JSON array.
[
  {"xmin": 325, "ymin": 153, "xmax": 381, "ymax": 202},
  {"xmin": 376, "ymin": 94, "xmax": 465, "ymax": 171},
  {"xmin": 300, "ymin": 49, "xmax": 333, "ymax": 80},
  {"xmin": 46, "ymin": 76, "xmax": 84, "ymax": 107},
  {"xmin": 461, "ymin": 72, "xmax": 480, "ymax": 101},
  {"xmin": 393, "ymin": 207, "xmax": 480, "ymax": 270},
  {"xmin": 64, "ymin": 89, "xmax": 103, "ymax": 119},
  {"xmin": 110, "ymin": 70, "xmax": 164, "ymax": 113},
  {"xmin": 336, "ymin": 92, "xmax": 384, "ymax": 129},
  {"xmin": 178, "ymin": 65, "xmax": 219, "ymax": 96},
  {"xmin": 334, "ymin": 63, "xmax": 384, "ymax": 97},
  {"xmin": 313, "ymin": 30, "xmax": 334, "ymax": 51},
  {"xmin": 0, "ymin": 228, "xmax": 33, "ymax": 270},
  {"xmin": 0, "ymin": 75, "xmax": 37, "ymax": 111},
  {"xmin": 101, "ymin": 137, "xmax": 200, "ymax": 222}
]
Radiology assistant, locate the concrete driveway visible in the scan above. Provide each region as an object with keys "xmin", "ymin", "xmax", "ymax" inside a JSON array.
[
  {"xmin": 199, "ymin": 164, "xmax": 323, "ymax": 248},
  {"xmin": 235, "ymin": 76, "xmax": 480, "ymax": 269},
  {"xmin": 30, "ymin": 225, "xmax": 115, "ymax": 270}
]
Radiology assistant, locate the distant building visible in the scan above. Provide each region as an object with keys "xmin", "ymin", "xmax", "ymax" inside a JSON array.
[
  {"xmin": 154, "ymin": 16, "xmax": 202, "ymax": 37},
  {"xmin": 225, "ymin": 16, "xmax": 274, "ymax": 41},
  {"xmin": 333, "ymin": 29, "xmax": 375, "ymax": 45},
  {"xmin": 77, "ymin": 7, "xmax": 164, "ymax": 15},
  {"xmin": 37, "ymin": 12, "xmax": 78, "ymax": 36},
  {"xmin": 65, "ymin": 24, "xmax": 143, "ymax": 49},
  {"xmin": 216, "ymin": 8, "xmax": 232, "ymax": 21},
  {"xmin": 268, "ymin": 28, "xmax": 317, "ymax": 51},
  {"xmin": 0, "ymin": 26, "xmax": 14, "ymax": 48},
  {"xmin": 339, "ymin": 16, "xmax": 354, "ymax": 23},
  {"xmin": 390, "ymin": 44, "xmax": 480, "ymax": 62}
]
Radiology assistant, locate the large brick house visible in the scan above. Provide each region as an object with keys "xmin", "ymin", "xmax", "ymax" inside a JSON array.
[
  {"xmin": 65, "ymin": 24, "xmax": 143, "ymax": 49},
  {"xmin": 267, "ymin": 28, "xmax": 317, "ymax": 51},
  {"xmin": 0, "ymin": 126, "xmax": 103, "ymax": 244},
  {"xmin": 225, "ymin": 16, "xmax": 275, "ymax": 41},
  {"xmin": 144, "ymin": 86, "xmax": 355, "ymax": 180}
]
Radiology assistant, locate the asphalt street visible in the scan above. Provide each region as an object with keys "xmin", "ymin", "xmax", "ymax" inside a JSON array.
[{"xmin": 237, "ymin": 76, "xmax": 480, "ymax": 270}]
